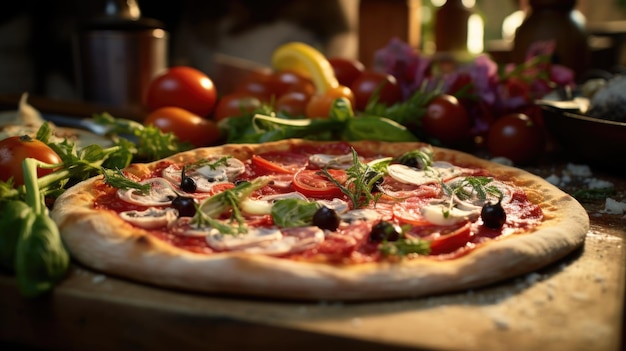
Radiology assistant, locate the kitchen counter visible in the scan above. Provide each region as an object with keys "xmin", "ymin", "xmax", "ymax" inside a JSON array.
[{"xmin": 0, "ymin": 97, "xmax": 624, "ymax": 351}]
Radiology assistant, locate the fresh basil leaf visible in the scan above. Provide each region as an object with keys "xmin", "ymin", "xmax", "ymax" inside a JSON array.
[
  {"xmin": 0, "ymin": 200, "xmax": 32, "ymax": 272},
  {"xmin": 379, "ymin": 238, "xmax": 430, "ymax": 257},
  {"xmin": 15, "ymin": 213, "xmax": 69, "ymax": 297},
  {"xmin": 271, "ymin": 198, "xmax": 320, "ymax": 228},
  {"xmin": 342, "ymin": 116, "xmax": 418, "ymax": 142},
  {"xmin": 252, "ymin": 114, "xmax": 341, "ymax": 142},
  {"xmin": 329, "ymin": 97, "xmax": 354, "ymax": 122}
]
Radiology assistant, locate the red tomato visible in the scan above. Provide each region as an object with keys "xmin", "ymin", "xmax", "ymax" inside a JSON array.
[
  {"xmin": 0, "ymin": 135, "xmax": 62, "ymax": 186},
  {"xmin": 350, "ymin": 71, "xmax": 402, "ymax": 111},
  {"xmin": 252, "ymin": 151, "xmax": 309, "ymax": 174},
  {"xmin": 145, "ymin": 66, "xmax": 218, "ymax": 118},
  {"xmin": 305, "ymin": 85, "xmax": 355, "ymax": 118},
  {"xmin": 234, "ymin": 73, "xmax": 277, "ymax": 102},
  {"xmin": 275, "ymin": 92, "xmax": 310, "ymax": 117},
  {"xmin": 270, "ymin": 70, "xmax": 316, "ymax": 97},
  {"xmin": 428, "ymin": 222, "xmax": 472, "ymax": 255},
  {"xmin": 212, "ymin": 93, "xmax": 263, "ymax": 121},
  {"xmin": 392, "ymin": 198, "xmax": 436, "ymax": 226},
  {"xmin": 486, "ymin": 113, "xmax": 545, "ymax": 165},
  {"xmin": 421, "ymin": 94, "xmax": 471, "ymax": 145},
  {"xmin": 328, "ymin": 57, "xmax": 365, "ymax": 87},
  {"xmin": 292, "ymin": 169, "xmax": 347, "ymax": 198},
  {"xmin": 144, "ymin": 106, "xmax": 221, "ymax": 147}
]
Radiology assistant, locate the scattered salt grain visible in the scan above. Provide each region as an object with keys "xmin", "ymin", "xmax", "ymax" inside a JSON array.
[
  {"xmin": 602, "ymin": 198, "xmax": 626, "ymax": 215},
  {"xmin": 565, "ymin": 163, "xmax": 592, "ymax": 177},
  {"xmin": 490, "ymin": 157, "xmax": 513, "ymax": 166},
  {"xmin": 585, "ymin": 177, "xmax": 614, "ymax": 190},
  {"xmin": 545, "ymin": 174, "xmax": 560, "ymax": 186},
  {"xmin": 91, "ymin": 274, "xmax": 106, "ymax": 284}
]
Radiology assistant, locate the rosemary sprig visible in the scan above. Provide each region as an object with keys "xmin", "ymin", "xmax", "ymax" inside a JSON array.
[
  {"xmin": 191, "ymin": 177, "xmax": 271, "ymax": 234},
  {"xmin": 320, "ymin": 148, "xmax": 383, "ymax": 209},
  {"xmin": 188, "ymin": 156, "xmax": 231, "ymax": 171},
  {"xmin": 441, "ymin": 176, "xmax": 502, "ymax": 217},
  {"xmin": 102, "ymin": 168, "xmax": 150, "ymax": 194}
]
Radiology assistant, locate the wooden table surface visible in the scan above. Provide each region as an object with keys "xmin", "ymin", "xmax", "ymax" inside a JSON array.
[{"xmin": 0, "ymin": 97, "xmax": 625, "ymax": 351}]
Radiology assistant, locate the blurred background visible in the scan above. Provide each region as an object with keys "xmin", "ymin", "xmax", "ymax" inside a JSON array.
[{"xmin": 1, "ymin": 0, "xmax": 626, "ymax": 102}]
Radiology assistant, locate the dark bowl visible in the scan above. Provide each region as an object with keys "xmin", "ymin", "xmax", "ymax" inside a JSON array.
[{"xmin": 540, "ymin": 104, "xmax": 626, "ymax": 172}]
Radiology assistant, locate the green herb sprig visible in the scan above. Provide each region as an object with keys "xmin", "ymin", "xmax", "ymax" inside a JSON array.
[
  {"xmin": 441, "ymin": 176, "xmax": 502, "ymax": 217},
  {"xmin": 192, "ymin": 177, "xmax": 271, "ymax": 234},
  {"xmin": 379, "ymin": 238, "xmax": 430, "ymax": 257},
  {"xmin": 102, "ymin": 168, "xmax": 150, "ymax": 194},
  {"xmin": 321, "ymin": 148, "xmax": 383, "ymax": 209}
]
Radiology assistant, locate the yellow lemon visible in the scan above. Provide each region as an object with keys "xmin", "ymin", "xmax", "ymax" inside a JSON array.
[{"xmin": 271, "ymin": 42, "xmax": 339, "ymax": 93}]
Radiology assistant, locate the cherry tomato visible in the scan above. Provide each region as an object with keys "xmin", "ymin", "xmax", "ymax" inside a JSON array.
[
  {"xmin": 0, "ymin": 135, "xmax": 62, "ymax": 186},
  {"xmin": 212, "ymin": 93, "xmax": 263, "ymax": 121},
  {"xmin": 328, "ymin": 57, "xmax": 365, "ymax": 87},
  {"xmin": 486, "ymin": 113, "xmax": 545, "ymax": 165},
  {"xmin": 421, "ymin": 94, "xmax": 471, "ymax": 145},
  {"xmin": 292, "ymin": 169, "xmax": 348, "ymax": 198},
  {"xmin": 234, "ymin": 73, "xmax": 277, "ymax": 103},
  {"xmin": 144, "ymin": 106, "xmax": 221, "ymax": 147},
  {"xmin": 270, "ymin": 70, "xmax": 316, "ymax": 97},
  {"xmin": 145, "ymin": 66, "xmax": 217, "ymax": 118},
  {"xmin": 350, "ymin": 71, "xmax": 402, "ymax": 111},
  {"xmin": 251, "ymin": 151, "xmax": 309, "ymax": 175},
  {"xmin": 275, "ymin": 91, "xmax": 310, "ymax": 117},
  {"xmin": 305, "ymin": 85, "xmax": 355, "ymax": 118}
]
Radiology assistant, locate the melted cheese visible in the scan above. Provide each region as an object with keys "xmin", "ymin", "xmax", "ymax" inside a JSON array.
[
  {"xmin": 205, "ymin": 227, "xmax": 283, "ymax": 251},
  {"xmin": 117, "ymin": 178, "xmax": 178, "ymax": 206},
  {"xmin": 161, "ymin": 157, "xmax": 246, "ymax": 193},
  {"xmin": 308, "ymin": 153, "xmax": 355, "ymax": 169},
  {"xmin": 119, "ymin": 208, "xmax": 178, "ymax": 229},
  {"xmin": 387, "ymin": 161, "xmax": 466, "ymax": 186},
  {"xmin": 239, "ymin": 192, "xmax": 308, "ymax": 215},
  {"xmin": 421, "ymin": 204, "xmax": 478, "ymax": 226}
]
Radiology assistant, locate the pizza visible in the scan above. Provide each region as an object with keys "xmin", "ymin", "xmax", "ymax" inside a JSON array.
[{"xmin": 50, "ymin": 139, "xmax": 589, "ymax": 300}]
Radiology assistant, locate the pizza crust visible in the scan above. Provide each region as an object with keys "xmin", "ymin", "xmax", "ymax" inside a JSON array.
[{"xmin": 50, "ymin": 139, "xmax": 589, "ymax": 301}]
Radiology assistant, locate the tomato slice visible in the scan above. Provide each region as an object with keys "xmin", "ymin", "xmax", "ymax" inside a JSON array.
[
  {"xmin": 392, "ymin": 198, "xmax": 433, "ymax": 226},
  {"xmin": 427, "ymin": 222, "xmax": 472, "ymax": 255},
  {"xmin": 251, "ymin": 151, "xmax": 309, "ymax": 175},
  {"xmin": 292, "ymin": 169, "xmax": 347, "ymax": 198}
]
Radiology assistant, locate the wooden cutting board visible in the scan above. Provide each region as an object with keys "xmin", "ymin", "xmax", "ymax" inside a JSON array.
[{"xmin": 0, "ymin": 215, "xmax": 623, "ymax": 351}]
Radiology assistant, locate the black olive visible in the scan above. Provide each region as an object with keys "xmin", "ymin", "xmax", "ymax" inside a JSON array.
[
  {"xmin": 363, "ymin": 169, "xmax": 383, "ymax": 192},
  {"xmin": 481, "ymin": 199, "xmax": 507, "ymax": 229},
  {"xmin": 181, "ymin": 176, "xmax": 197, "ymax": 193},
  {"xmin": 369, "ymin": 221, "xmax": 401, "ymax": 242},
  {"xmin": 397, "ymin": 152, "xmax": 427, "ymax": 169},
  {"xmin": 401, "ymin": 157, "xmax": 423, "ymax": 169},
  {"xmin": 312, "ymin": 206, "xmax": 340, "ymax": 231},
  {"xmin": 172, "ymin": 196, "xmax": 197, "ymax": 217}
]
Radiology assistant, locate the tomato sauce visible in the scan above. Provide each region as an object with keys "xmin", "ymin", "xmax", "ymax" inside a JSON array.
[{"xmin": 91, "ymin": 147, "xmax": 544, "ymax": 263}]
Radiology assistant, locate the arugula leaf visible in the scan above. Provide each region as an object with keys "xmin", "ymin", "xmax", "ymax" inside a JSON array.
[
  {"xmin": 271, "ymin": 198, "xmax": 320, "ymax": 228},
  {"xmin": 92, "ymin": 112, "xmax": 190, "ymax": 160}
]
